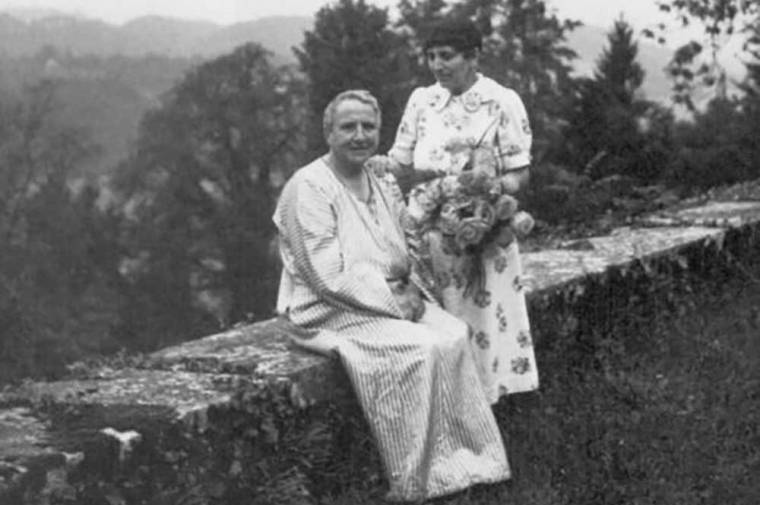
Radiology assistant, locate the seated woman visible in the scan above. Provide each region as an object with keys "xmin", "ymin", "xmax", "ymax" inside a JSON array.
[{"xmin": 273, "ymin": 89, "xmax": 510, "ymax": 502}]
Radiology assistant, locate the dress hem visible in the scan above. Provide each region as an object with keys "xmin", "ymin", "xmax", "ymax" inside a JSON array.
[{"xmin": 385, "ymin": 470, "xmax": 511, "ymax": 503}]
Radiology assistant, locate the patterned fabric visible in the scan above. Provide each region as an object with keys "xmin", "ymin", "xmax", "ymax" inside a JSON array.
[
  {"xmin": 390, "ymin": 74, "xmax": 539, "ymax": 403},
  {"xmin": 273, "ymin": 158, "xmax": 510, "ymax": 502},
  {"xmin": 389, "ymin": 74, "xmax": 532, "ymax": 174}
]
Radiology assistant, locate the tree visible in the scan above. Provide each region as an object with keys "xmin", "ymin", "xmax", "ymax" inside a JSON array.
[
  {"xmin": 295, "ymin": 0, "xmax": 416, "ymax": 158},
  {"xmin": 0, "ymin": 80, "xmax": 120, "ymax": 383},
  {"xmin": 735, "ymin": 13, "xmax": 760, "ymax": 177},
  {"xmin": 563, "ymin": 18, "xmax": 668, "ymax": 180},
  {"xmin": 665, "ymin": 96, "xmax": 750, "ymax": 189},
  {"xmin": 645, "ymin": 1, "xmax": 760, "ymax": 188},
  {"xmin": 594, "ymin": 17, "xmax": 645, "ymax": 107},
  {"xmin": 113, "ymin": 43, "xmax": 305, "ymax": 350},
  {"xmin": 397, "ymin": 0, "xmax": 448, "ymax": 39},
  {"xmin": 645, "ymin": 0, "xmax": 760, "ymax": 110}
]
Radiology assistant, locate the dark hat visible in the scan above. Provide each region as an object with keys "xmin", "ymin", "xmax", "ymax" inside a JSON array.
[{"xmin": 423, "ymin": 17, "xmax": 482, "ymax": 54}]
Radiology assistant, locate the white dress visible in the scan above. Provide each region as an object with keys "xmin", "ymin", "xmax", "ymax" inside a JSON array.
[
  {"xmin": 273, "ymin": 158, "xmax": 510, "ymax": 501},
  {"xmin": 390, "ymin": 75, "xmax": 540, "ymax": 403}
]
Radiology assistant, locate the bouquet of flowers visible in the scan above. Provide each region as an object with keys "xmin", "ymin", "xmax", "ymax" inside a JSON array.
[
  {"xmin": 408, "ymin": 171, "xmax": 533, "ymax": 252},
  {"xmin": 408, "ymin": 151, "xmax": 533, "ymax": 246},
  {"xmin": 405, "ymin": 147, "xmax": 535, "ymax": 297}
]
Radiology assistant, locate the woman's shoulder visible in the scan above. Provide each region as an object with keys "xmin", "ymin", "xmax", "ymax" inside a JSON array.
[
  {"xmin": 406, "ymin": 83, "xmax": 445, "ymax": 108},
  {"xmin": 477, "ymin": 75, "xmax": 524, "ymax": 104},
  {"xmin": 281, "ymin": 158, "xmax": 338, "ymax": 201},
  {"xmin": 410, "ymin": 82, "xmax": 440, "ymax": 96}
]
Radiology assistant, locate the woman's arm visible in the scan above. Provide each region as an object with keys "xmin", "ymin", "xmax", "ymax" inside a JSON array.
[
  {"xmin": 393, "ymin": 162, "xmax": 442, "ymax": 196},
  {"xmin": 385, "ymin": 88, "xmax": 443, "ymax": 195},
  {"xmin": 388, "ymin": 88, "xmax": 423, "ymax": 167},
  {"xmin": 495, "ymin": 88, "xmax": 533, "ymax": 193}
]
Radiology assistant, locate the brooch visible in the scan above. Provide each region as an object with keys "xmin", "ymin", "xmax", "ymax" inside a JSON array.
[{"xmin": 463, "ymin": 90, "xmax": 482, "ymax": 113}]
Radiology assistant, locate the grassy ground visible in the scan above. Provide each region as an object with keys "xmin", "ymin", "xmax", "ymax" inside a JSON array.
[{"xmin": 323, "ymin": 259, "xmax": 760, "ymax": 504}]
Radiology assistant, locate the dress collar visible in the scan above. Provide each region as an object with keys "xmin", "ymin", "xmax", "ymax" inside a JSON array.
[{"xmin": 428, "ymin": 73, "xmax": 491, "ymax": 112}]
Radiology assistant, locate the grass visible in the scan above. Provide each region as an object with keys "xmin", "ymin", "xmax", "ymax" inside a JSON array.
[{"xmin": 322, "ymin": 258, "xmax": 760, "ymax": 504}]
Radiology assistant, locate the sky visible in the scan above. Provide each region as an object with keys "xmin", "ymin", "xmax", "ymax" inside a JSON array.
[{"xmin": 3, "ymin": 0, "xmax": 669, "ymax": 32}]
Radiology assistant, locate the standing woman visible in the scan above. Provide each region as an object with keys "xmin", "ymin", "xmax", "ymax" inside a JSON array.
[{"xmin": 388, "ymin": 17, "xmax": 539, "ymax": 404}]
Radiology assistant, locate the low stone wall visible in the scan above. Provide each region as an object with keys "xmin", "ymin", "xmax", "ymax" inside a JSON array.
[{"xmin": 3, "ymin": 199, "xmax": 760, "ymax": 504}]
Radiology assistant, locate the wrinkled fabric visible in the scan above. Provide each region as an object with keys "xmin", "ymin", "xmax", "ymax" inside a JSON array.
[
  {"xmin": 273, "ymin": 159, "xmax": 510, "ymax": 501},
  {"xmin": 390, "ymin": 75, "xmax": 539, "ymax": 402}
]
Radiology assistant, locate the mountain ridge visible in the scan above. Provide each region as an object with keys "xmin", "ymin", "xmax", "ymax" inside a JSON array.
[
  {"xmin": 0, "ymin": 12, "xmax": 313, "ymax": 64},
  {"xmin": 0, "ymin": 10, "xmax": 677, "ymax": 100},
  {"xmin": 0, "ymin": 10, "xmax": 736, "ymax": 179}
]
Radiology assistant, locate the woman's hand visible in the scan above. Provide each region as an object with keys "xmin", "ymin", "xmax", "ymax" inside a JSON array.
[
  {"xmin": 499, "ymin": 166, "xmax": 530, "ymax": 194},
  {"xmin": 366, "ymin": 155, "xmax": 442, "ymax": 195},
  {"xmin": 388, "ymin": 278, "xmax": 426, "ymax": 322},
  {"xmin": 365, "ymin": 155, "xmax": 398, "ymax": 177}
]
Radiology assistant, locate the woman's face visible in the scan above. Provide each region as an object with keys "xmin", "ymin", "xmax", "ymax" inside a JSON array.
[
  {"xmin": 426, "ymin": 45, "xmax": 477, "ymax": 94},
  {"xmin": 326, "ymin": 98, "xmax": 380, "ymax": 171}
]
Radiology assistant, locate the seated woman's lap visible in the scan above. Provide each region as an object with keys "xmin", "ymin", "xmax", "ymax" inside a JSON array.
[{"xmin": 335, "ymin": 303, "xmax": 468, "ymax": 349}]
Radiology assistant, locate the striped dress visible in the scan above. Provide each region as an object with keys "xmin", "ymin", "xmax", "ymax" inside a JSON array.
[{"xmin": 273, "ymin": 158, "xmax": 510, "ymax": 502}]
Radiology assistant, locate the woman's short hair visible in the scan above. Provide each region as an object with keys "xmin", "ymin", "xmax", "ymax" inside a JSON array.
[
  {"xmin": 423, "ymin": 17, "xmax": 482, "ymax": 57},
  {"xmin": 323, "ymin": 89, "xmax": 382, "ymax": 137}
]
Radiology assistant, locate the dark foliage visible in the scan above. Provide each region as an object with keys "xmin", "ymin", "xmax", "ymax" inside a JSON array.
[
  {"xmin": 295, "ymin": 0, "xmax": 416, "ymax": 159},
  {"xmin": 3, "ymin": 0, "xmax": 760, "ymax": 394},
  {"xmin": 562, "ymin": 18, "xmax": 673, "ymax": 182},
  {"xmin": 0, "ymin": 81, "xmax": 122, "ymax": 384},
  {"xmin": 110, "ymin": 43, "xmax": 305, "ymax": 351}
]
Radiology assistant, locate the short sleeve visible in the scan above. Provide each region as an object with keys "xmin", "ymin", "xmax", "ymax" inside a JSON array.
[
  {"xmin": 495, "ymin": 89, "xmax": 532, "ymax": 170},
  {"xmin": 389, "ymin": 87, "xmax": 425, "ymax": 166}
]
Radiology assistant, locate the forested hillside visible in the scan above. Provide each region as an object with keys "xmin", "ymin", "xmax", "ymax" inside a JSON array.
[
  {"xmin": 1, "ymin": 0, "xmax": 758, "ymax": 386},
  {"xmin": 0, "ymin": 10, "xmax": 689, "ymax": 178}
]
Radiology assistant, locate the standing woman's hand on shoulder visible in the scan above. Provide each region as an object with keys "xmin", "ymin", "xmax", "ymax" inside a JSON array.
[
  {"xmin": 366, "ymin": 155, "xmax": 442, "ymax": 196},
  {"xmin": 365, "ymin": 155, "xmax": 398, "ymax": 178},
  {"xmin": 394, "ymin": 165, "xmax": 444, "ymax": 196}
]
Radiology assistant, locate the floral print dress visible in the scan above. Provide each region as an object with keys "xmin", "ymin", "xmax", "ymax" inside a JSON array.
[{"xmin": 389, "ymin": 75, "xmax": 539, "ymax": 403}]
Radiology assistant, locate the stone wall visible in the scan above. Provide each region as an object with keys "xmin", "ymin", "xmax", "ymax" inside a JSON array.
[{"xmin": 3, "ymin": 199, "xmax": 760, "ymax": 504}]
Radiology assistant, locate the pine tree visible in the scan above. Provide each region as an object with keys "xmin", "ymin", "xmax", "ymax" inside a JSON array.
[
  {"xmin": 595, "ymin": 18, "xmax": 644, "ymax": 107},
  {"xmin": 564, "ymin": 17, "xmax": 666, "ymax": 180}
]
